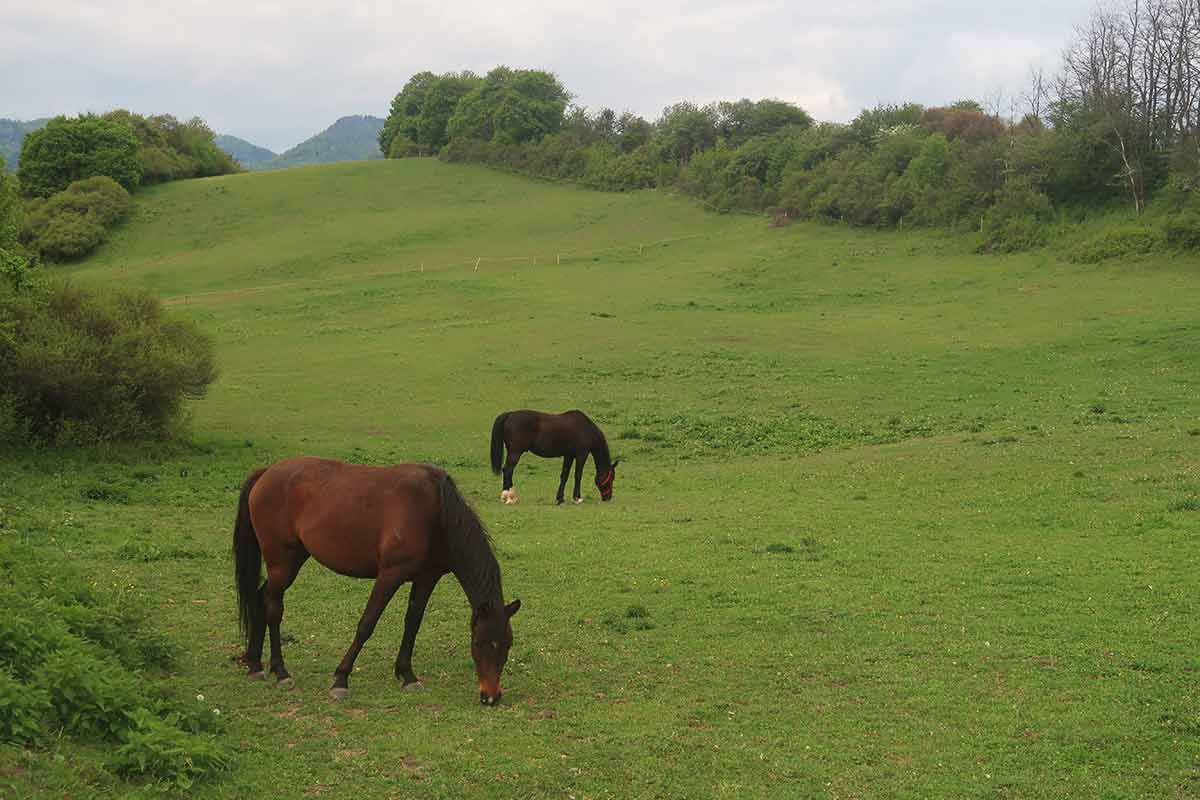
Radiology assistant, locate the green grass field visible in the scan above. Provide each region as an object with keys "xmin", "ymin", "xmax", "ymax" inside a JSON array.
[{"xmin": 2, "ymin": 159, "xmax": 1198, "ymax": 798}]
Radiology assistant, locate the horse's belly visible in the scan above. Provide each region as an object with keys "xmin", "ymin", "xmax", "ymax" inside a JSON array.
[{"xmin": 301, "ymin": 531, "xmax": 380, "ymax": 579}]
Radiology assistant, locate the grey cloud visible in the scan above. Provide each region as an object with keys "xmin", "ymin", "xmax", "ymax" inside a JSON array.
[{"xmin": 1, "ymin": 1, "xmax": 1093, "ymax": 152}]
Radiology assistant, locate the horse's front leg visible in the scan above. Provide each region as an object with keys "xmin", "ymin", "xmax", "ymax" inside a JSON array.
[
  {"xmin": 572, "ymin": 452, "xmax": 587, "ymax": 503},
  {"xmin": 556, "ymin": 455, "xmax": 572, "ymax": 504},
  {"xmin": 394, "ymin": 572, "xmax": 443, "ymax": 688},
  {"xmin": 330, "ymin": 568, "xmax": 405, "ymax": 700}
]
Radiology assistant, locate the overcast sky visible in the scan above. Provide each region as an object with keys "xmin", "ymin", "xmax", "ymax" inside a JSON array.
[{"xmin": 2, "ymin": 1, "xmax": 1092, "ymax": 153}]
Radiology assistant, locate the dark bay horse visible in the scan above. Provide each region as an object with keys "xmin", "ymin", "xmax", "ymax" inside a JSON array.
[
  {"xmin": 490, "ymin": 409, "xmax": 620, "ymax": 504},
  {"xmin": 232, "ymin": 457, "xmax": 520, "ymax": 705}
]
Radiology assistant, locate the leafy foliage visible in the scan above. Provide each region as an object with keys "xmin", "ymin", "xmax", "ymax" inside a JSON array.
[
  {"xmin": 17, "ymin": 115, "xmax": 143, "ymax": 198},
  {"xmin": 380, "ymin": 71, "xmax": 482, "ymax": 156},
  {"xmin": 0, "ymin": 281, "xmax": 217, "ymax": 445},
  {"xmin": 21, "ymin": 176, "xmax": 131, "ymax": 261},
  {"xmin": 446, "ymin": 67, "xmax": 570, "ymax": 146},
  {"xmin": 0, "ymin": 542, "xmax": 230, "ymax": 789},
  {"xmin": 104, "ymin": 111, "xmax": 239, "ymax": 184}
]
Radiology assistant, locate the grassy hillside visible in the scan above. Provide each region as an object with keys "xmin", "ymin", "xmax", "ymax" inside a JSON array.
[{"xmin": 2, "ymin": 159, "xmax": 1198, "ymax": 798}]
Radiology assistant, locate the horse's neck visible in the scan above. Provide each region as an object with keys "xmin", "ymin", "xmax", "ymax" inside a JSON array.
[
  {"xmin": 452, "ymin": 546, "xmax": 502, "ymax": 610},
  {"xmin": 590, "ymin": 436, "xmax": 611, "ymax": 473}
]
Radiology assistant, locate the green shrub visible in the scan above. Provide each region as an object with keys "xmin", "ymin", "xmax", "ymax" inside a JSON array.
[
  {"xmin": 0, "ymin": 281, "xmax": 217, "ymax": 445},
  {"xmin": 976, "ymin": 180, "xmax": 1054, "ymax": 253},
  {"xmin": 22, "ymin": 176, "xmax": 131, "ymax": 262},
  {"xmin": 110, "ymin": 708, "xmax": 231, "ymax": 789},
  {"xmin": 1067, "ymin": 225, "xmax": 1163, "ymax": 263},
  {"xmin": 0, "ymin": 670, "xmax": 51, "ymax": 743},
  {"xmin": 0, "ymin": 541, "xmax": 232, "ymax": 788},
  {"xmin": 1163, "ymin": 211, "xmax": 1200, "ymax": 250},
  {"xmin": 387, "ymin": 135, "xmax": 424, "ymax": 158},
  {"xmin": 37, "ymin": 648, "xmax": 144, "ymax": 740}
]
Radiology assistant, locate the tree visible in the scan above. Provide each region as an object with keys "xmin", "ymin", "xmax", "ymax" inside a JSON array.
[
  {"xmin": 651, "ymin": 102, "xmax": 719, "ymax": 166},
  {"xmin": 380, "ymin": 71, "xmax": 482, "ymax": 156},
  {"xmin": 446, "ymin": 67, "xmax": 570, "ymax": 145},
  {"xmin": 716, "ymin": 98, "xmax": 813, "ymax": 146},
  {"xmin": 17, "ymin": 115, "xmax": 142, "ymax": 198}
]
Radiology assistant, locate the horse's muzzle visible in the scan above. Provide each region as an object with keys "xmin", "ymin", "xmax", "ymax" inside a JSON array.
[{"xmin": 480, "ymin": 691, "xmax": 502, "ymax": 706}]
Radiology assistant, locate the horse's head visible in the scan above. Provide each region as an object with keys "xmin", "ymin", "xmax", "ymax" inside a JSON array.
[
  {"xmin": 471, "ymin": 598, "xmax": 521, "ymax": 706},
  {"xmin": 596, "ymin": 458, "xmax": 621, "ymax": 501}
]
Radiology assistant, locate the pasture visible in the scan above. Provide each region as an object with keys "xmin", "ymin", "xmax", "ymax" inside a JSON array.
[{"xmin": 1, "ymin": 159, "xmax": 1198, "ymax": 798}]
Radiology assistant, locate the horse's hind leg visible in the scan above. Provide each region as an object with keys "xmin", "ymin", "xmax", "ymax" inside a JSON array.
[
  {"xmin": 331, "ymin": 568, "xmax": 405, "ymax": 700},
  {"xmin": 501, "ymin": 451, "xmax": 522, "ymax": 504},
  {"xmin": 394, "ymin": 571, "xmax": 443, "ymax": 687},
  {"xmin": 265, "ymin": 548, "xmax": 309, "ymax": 687},
  {"xmin": 555, "ymin": 455, "xmax": 572, "ymax": 504},
  {"xmin": 244, "ymin": 582, "xmax": 268, "ymax": 679}
]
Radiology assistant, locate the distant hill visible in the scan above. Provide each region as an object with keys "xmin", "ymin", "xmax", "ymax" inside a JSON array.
[
  {"xmin": 0, "ymin": 118, "xmax": 50, "ymax": 170},
  {"xmin": 257, "ymin": 115, "xmax": 385, "ymax": 171},
  {"xmin": 214, "ymin": 134, "xmax": 277, "ymax": 170}
]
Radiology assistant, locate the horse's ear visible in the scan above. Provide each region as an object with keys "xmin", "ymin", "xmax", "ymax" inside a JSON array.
[{"xmin": 504, "ymin": 599, "xmax": 522, "ymax": 618}]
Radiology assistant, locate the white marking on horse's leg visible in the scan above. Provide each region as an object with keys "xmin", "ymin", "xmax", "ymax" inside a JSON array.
[
  {"xmin": 573, "ymin": 498, "xmax": 584, "ymax": 505},
  {"xmin": 500, "ymin": 489, "xmax": 510, "ymax": 502}
]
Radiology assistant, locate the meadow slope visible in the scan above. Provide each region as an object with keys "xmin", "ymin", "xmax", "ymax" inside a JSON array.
[{"xmin": 2, "ymin": 159, "xmax": 1198, "ymax": 799}]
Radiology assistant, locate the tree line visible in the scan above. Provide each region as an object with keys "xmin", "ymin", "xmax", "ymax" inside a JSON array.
[{"xmin": 381, "ymin": 0, "xmax": 1200, "ymax": 254}]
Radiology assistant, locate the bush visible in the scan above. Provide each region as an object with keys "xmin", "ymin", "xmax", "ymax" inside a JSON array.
[
  {"xmin": 976, "ymin": 180, "xmax": 1054, "ymax": 253},
  {"xmin": 0, "ymin": 541, "xmax": 232, "ymax": 788},
  {"xmin": 22, "ymin": 176, "xmax": 132, "ymax": 262},
  {"xmin": 387, "ymin": 135, "xmax": 426, "ymax": 158},
  {"xmin": 0, "ymin": 281, "xmax": 217, "ymax": 445},
  {"xmin": 1067, "ymin": 225, "xmax": 1164, "ymax": 263},
  {"xmin": 1163, "ymin": 210, "xmax": 1200, "ymax": 250},
  {"xmin": 0, "ymin": 670, "xmax": 51, "ymax": 743},
  {"xmin": 110, "ymin": 708, "xmax": 232, "ymax": 789}
]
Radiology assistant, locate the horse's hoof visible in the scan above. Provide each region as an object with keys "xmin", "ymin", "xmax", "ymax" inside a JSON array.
[
  {"xmin": 403, "ymin": 681, "xmax": 425, "ymax": 692},
  {"xmin": 573, "ymin": 498, "xmax": 583, "ymax": 505},
  {"xmin": 247, "ymin": 671, "xmax": 267, "ymax": 681},
  {"xmin": 276, "ymin": 677, "xmax": 296, "ymax": 691},
  {"xmin": 505, "ymin": 493, "xmax": 518, "ymax": 505},
  {"xmin": 329, "ymin": 687, "xmax": 350, "ymax": 701}
]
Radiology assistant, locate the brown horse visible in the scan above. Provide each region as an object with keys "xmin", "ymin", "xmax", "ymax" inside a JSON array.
[
  {"xmin": 232, "ymin": 457, "xmax": 520, "ymax": 705},
  {"xmin": 490, "ymin": 409, "xmax": 620, "ymax": 504}
]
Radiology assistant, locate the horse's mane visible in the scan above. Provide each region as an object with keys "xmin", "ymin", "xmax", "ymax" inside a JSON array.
[
  {"xmin": 437, "ymin": 471, "xmax": 502, "ymax": 609},
  {"xmin": 587, "ymin": 418, "xmax": 612, "ymax": 471}
]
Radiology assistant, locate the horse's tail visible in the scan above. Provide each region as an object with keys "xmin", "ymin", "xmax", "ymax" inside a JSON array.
[
  {"xmin": 233, "ymin": 468, "xmax": 268, "ymax": 639},
  {"xmin": 490, "ymin": 412, "xmax": 510, "ymax": 474}
]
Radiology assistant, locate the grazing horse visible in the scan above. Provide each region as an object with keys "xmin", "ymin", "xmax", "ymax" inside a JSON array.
[
  {"xmin": 232, "ymin": 457, "xmax": 521, "ymax": 705},
  {"xmin": 490, "ymin": 409, "xmax": 620, "ymax": 504}
]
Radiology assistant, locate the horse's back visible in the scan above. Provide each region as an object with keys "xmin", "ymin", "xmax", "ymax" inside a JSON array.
[{"xmin": 249, "ymin": 457, "xmax": 444, "ymax": 579}]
